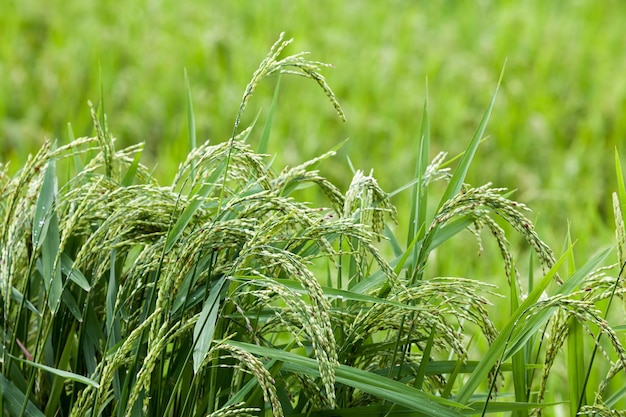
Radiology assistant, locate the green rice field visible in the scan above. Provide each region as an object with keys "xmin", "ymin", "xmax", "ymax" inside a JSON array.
[{"xmin": 2, "ymin": 1, "xmax": 626, "ymax": 416}]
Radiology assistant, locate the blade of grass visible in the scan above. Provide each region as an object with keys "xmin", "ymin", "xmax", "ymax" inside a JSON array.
[
  {"xmin": 60, "ymin": 253, "xmax": 91, "ymax": 292},
  {"xmin": 166, "ymin": 117, "xmax": 258, "ymax": 254},
  {"xmin": 412, "ymin": 68, "xmax": 504, "ymax": 285},
  {"xmin": 562, "ymin": 228, "xmax": 585, "ymax": 415},
  {"xmin": 6, "ymin": 352, "xmax": 99, "ymax": 388},
  {"xmin": 567, "ymin": 316, "xmax": 585, "ymax": 416},
  {"xmin": 287, "ymin": 402, "xmax": 551, "ymax": 417},
  {"xmin": 413, "ymin": 326, "xmax": 436, "ymax": 390},
  {"xmin": 32, "ymin": 157, "xmax": 56, "ymax": 250},
  {"xmin": 577, "ymin": 251, "xmax": 625, "ymax": 411},
  {"xmin": 407, "ymin": 84, "xmax": 430, "ymax": 252},
  {"xmin": 234, "ymin": 276, "xmax": 426, "ymax": 312},
  {"xmin": 193, "ymin": 276, "xmax": 227, "ymax": 373},
  {"xmin": 224, "ymin": 341, "xmax": 469, "ymax": 416},
  {"xmin": 510, "ymin": 258, "xmax": 528, "ymax": 417},
  {"xmin": 0, "ymin": 374, "xmax": 46, "ymax": 417},
  {"xmin": 33, "ymin": 157, "xmax": 63, "ymax": 313},
  {"xmin": 67, "ymin": 123, "xmax": 84, "ymax": 173},
  {"xmin": 121, "ymin": 151, "xmax": 142, "ymax": 187},
  {"xmin": 351, "ymin": 215, "xmax": 475, "ymax": 295},
  {"xmin": 476, "ymin": 247, "xmax": 612, "ymax": 409},
  {"xmin": 437, "ymin": 67, "xmax": 503, "ymax": 211},
  {"xmin": 506, "ymin": 247, "xmax": 611, "ymax": 358},
  {"xmin": 44, "ymin": 325, "xmax": 78, "ymax": 415},
  {"xmin": 615, "ymin": 148, "xmax": 626, "ymax": 208},
  {"xmin": 455, "ymin": 246, "xmax": 570, "ymax": 404},
  {"xmin": 258, "ymin": 73, "xmax": 282, "ymax": 154},
  {"xmin": 164, "ymin": 159, "xmax": 227, "ymax": 253},
  {"xmin": 184, "ymin": 68, "xmax": 197, "ymax": 180}
]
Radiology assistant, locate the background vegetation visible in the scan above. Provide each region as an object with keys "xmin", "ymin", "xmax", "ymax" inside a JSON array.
[
  {"xmin": 3, "ymin": 1, "xmax": 626, "ymax": 255},
  {"xmin": 2, "ymin": 1, "xmax": 626, "ymax": 416}
]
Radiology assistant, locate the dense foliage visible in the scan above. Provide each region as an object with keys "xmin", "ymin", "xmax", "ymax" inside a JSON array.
[{"xmin": 3, "ymin": 36, "xmax": 626, "ymax": 417}]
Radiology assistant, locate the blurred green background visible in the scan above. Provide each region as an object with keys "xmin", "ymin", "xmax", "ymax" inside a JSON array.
[{"xmin": 2, "ymin": 0, "xmax": 626, "ymax": 258}]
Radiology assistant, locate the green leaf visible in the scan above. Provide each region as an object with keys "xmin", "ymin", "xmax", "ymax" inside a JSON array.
[
  {"xmin": 510, "ymin": 261, "xmax": 529, "ymax": 417},
  {"xmin": 615, "ymin": 148, "xmax": 626, "ymax": 209},
  {"xmin": 437, "ymin": 67, "xmax": 503, "ymax": 210},
  {"xmin": 413, "ymin": 326, "xmax": 436, "ymax": 390},
  {"xmin": 408, "ymin": 85, "xmax": 430, "ymax": 274},
  {"xmin": 33, "ymin": 157, "xmax": 63, "ymax": 312},
  {"xmin": 567, "ymin": 317, "xmax": 585, "ymax": 416},
  {"xmin": 121, "ymin": 151, "xmax": 142, "ymax": 187},
  {"xmin": 67, "ymin": 123, "xmax": 84, "ymax": 173},
  {"xmin": 457, "ymin": 246, "xmax": 612, "ymax": 405},
  {"xmin": 165, "ymin": 159, "xmax": 227, "ymax": 253},
  {"xmin": 258, "ymin": 73, "xmax": 282, "ymax": 154},
  {"xmin": 44, "ymin": 325, "xmax": 78, "ymax": 415},
  {"xmin": 184, "ymin": 68, "xmax": 197, "ymax": 153},
  {"xmin": 41, "ymin": 207, "xmax": 62, "ymax": 313},
  {"xmin": 287, "ymin": 401, "xmax": 551, "ymax": 417},
  {"xmin": 32, "ymin": 158, "xmax": 57, "ymax": 250},
  {"xmin": 184, "ymin": 68, "xmax": 197, "ymax": 182},
  {"xmin": 10, "ymin": 286, "xmax": 40, "ymax": 316},
  {"xmin": 224, "ymin": 341, "xmax": 468, "ymax": 416},
  {"xmin": 61, "ymin": 253, "xmax": 91, "ymax": 292},
  {"xmin": 62, "ymin": 290, "xmax": 83, "ymax": 322},
  {"xmin": 455, "ymin": 246, "xmax": 569, "ymax": 404},
  {"xmin": 5, "ymin": 352, "xmax": 99, "ymax": 388},
  {"xmin": 0, "ymin": 374, "xmax": 46, "ymax": 417},
  {"xmin": 193, "ymin": 277, "xmax": 227, "ymax": 373},
  {"xmin": 233, "ymin": 274, "xmax": 417, "ymax": 312},
  {"xmin": 507, "ymin": 248, "xmax": 611, "ymax": 358}
]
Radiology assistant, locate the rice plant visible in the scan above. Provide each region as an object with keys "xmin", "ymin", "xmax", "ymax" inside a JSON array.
[{"xmin": 2, "ymin": 34, "xmax": 626, "ymax": 417}]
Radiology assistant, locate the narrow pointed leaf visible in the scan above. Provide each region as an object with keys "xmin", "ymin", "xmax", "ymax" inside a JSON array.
[
  {"xmin": 32, "ymin": 158, "xmax": 57, "ymax": 250},
  {"xmin": 6, "ymin": 353, "xmax": 99, "ymax": 388},
  {"xmin": 258, "ymin": 73, "xmax": 282, "ymax": 154},
  {"xmin": 0, "ymin": 374, "xmax": 46, "ymax": 417},
  {"xmin": 455, "ymin": 246, "xmax": 570, "ymax": 404},
  {"xmin": 224, "ymin": 341, "xmax": 468, "ymax": 416},
  {"xmin": 61, "ymin": 253, "xmax": 91, "ymax": 291},
  {"xmin": 193, "ymin": 277, "xmax": 227, "ymax": 373},
  {"xmin": 615, "ymin": 148, "xmax": 626, "ymax": 208},
  {"xmin": 408, "ymin": 86, "xmax": 430, "ymax": 269},
  {"xmin": 437, "ymin": 67, "xmax": 504, "ymax": 209}
]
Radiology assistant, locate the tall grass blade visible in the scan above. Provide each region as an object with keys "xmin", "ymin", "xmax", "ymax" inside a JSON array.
[
  {"xmin": 121, "ymin": 151, "xmax": 142, "ymax": 187},
  {"xmin": 33, "ymin": 157, "xmax": 63, "ymax": 312},
  {"xmin": 5, "ymin": 353, "xmax": 99, "ymax": 388},
  {"xmin": 614, "ymin": 150, "xmax": 626, "ymax": 266},
  {"xmin": 615, "ymin": 149, "xmax": 626, "ymax": 208},
  {"xmin": 184, "ymin": 68, "xmax": 197, "ymax": 182},
  {"xmin": 506, "ymin": 247, "xmax": 611, "ymax": 358},
  {"xmin": 32, "ymin": 157, "xmax": 56, "ymax": 250},
  {"xmin": 412, "ymin": 70, "xmax": 502, "ymax": 283},
  {"xmin": 193, "ymin": 277, "xmax": 227, "ymax": 373},
  {"xmin": 288, "ymin": 402, "xmax": 550, "ymax": 417},
  {"xmin": 67, "ymin": 123, "xmax": 84, "ymax": 173},
  {"xmin": 184, "ymin": 68, "xmax": 197, "ymax": 153},
  {"xmin": 164, "ymin": 158, "xmax": 227, "ymax": 253},
  {"xmin": 413, "ymin": 326, "xmax": 435, "ymax": 390},
  {"xmin": 225, "ymin": 341, "xmax": 468, "ymax": 416},
  {"xmin": 567, "ymin": 317, "xmax": 585, "ymax": 416},
  {"xmin": 437, "ymin": 65, "xmax": 504, "ymax": 210},
  {"xmin": 44, "ymin": 326, "xmax": 77, "ymax": 415},
  {"xmin": 0, "ymin": 374, "xmax": 46, "ymax": 417},
  {"xmin": 408, "ymin": 85, "xmax": 429, "ymax": 248},
  {"xmin": 510, "ymin": 261, "xmax": 528, "ymax": 417},
  {"xmin": 258, "ymin": 74, "xmax": 282, "ymax": 154},
  {"xmin": 60, "ymin": 253, "xmax": 91, "ymax": 292},
  {"xmin": 455, "ymin": 246, "xmax": 571, "ymax": 404}
]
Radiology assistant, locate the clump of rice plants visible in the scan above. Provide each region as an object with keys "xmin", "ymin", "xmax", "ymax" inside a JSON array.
[{"xmin": 2, "ymin": 34, "xmax": 626, "ymax": 417}]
